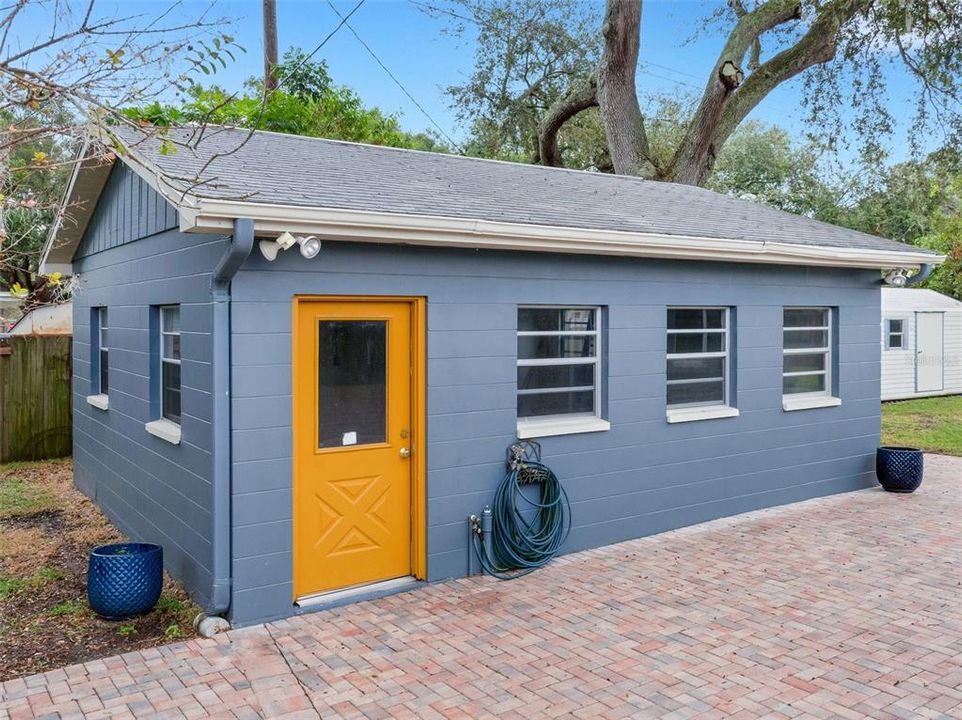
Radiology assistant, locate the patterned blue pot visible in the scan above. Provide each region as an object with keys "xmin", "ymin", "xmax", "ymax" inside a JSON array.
[
  {"xmin": 876, "ymin": 446, "xmax": 924, "ymax": 493},
  {"xmin": 87, "ymin": 543, "xmax": 163, "ymax": 619}
]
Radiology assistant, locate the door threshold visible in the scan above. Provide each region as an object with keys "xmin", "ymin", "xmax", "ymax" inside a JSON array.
[{"xmin": 295, "ymin": 576, "xmax": 420, "ymax": 611}]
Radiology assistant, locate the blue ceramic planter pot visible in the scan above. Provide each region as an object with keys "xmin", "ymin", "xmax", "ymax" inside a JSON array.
[
  {"xmin": 875, "ymin": 446, "xmax": 924, "ymax": 493},
  {"xmin": 87, "ymin": 543, "xmax": 163, "ymax": 619}
]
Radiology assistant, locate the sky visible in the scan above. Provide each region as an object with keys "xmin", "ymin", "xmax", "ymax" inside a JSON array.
[{"xmin": 13, "ymin": 0, "xmax": 932, "ymax": 168}]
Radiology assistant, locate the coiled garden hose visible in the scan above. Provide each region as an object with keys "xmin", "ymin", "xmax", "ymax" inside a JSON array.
[{"xmin": 472, "ymin": 447, "xmax": 571, "ymax": 580}]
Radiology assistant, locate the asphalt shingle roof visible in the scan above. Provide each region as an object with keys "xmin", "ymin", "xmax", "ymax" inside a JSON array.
[{"xmin": 115, "ymin": 126, "xmax": 932, "ymax": 256}]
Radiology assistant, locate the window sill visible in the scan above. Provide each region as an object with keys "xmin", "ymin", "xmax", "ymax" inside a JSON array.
[
  {"xmin": 145, "ymin": 419, "xmax": 182, "ymax": 445},
  {"xmin": 666, "ymin": 405, "xmax": 739, "ymax": 424},
  {"xmin": 86, "ymin": 394, "xmax": 109, "ymax": 411},
  {"xmin": 782, "ymin": 395, "xmax": 841, "ymax": 412},
  {"xmin": 517, "ymin": 416, "xmax": 610, "ymax": 439}
]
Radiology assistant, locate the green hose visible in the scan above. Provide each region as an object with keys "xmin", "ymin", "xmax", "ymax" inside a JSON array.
[{"xmin": 472, "ymin": 457, "xmax": 571, "ymax": 579}]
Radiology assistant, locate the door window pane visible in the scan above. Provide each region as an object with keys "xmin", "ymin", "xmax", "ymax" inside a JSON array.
[{"xmin": 318, "ymin": 320, "xmax": 387, "ymax": 448}]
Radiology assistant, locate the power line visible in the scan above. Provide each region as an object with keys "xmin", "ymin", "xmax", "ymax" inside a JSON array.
[
  {"xmin": 325, "ymin": 0, "xmax": 462, "ymax": 150},
  {"xmin": 276, "ymin": 0, "xmax": 367, "ymax": 89}
]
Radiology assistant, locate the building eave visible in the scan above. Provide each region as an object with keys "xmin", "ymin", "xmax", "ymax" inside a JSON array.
[{"xmin": 183, "ymin": 198, "xmax": 944, "ymax": 271}]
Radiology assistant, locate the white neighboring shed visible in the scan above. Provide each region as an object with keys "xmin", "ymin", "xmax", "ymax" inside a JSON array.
[
  {"xmin": 7, "ymin": 302, "xmax": 73, "ymax": 335},
  {"xmin": 881, "ymin": 288, "xmax": 962, "ymax": 401}
]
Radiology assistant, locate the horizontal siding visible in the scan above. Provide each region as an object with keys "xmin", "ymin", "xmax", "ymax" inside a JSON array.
[
  {"xmin": 229, "ymin": 242, "xmax": 882, "ymax": 625},
  {"xmin": 73, "ymin": 205, "xmax": 228, "ymax": 608},
  {"xmin": 881, "ymin": 310, "xmax": 962, "ymax": 400}
]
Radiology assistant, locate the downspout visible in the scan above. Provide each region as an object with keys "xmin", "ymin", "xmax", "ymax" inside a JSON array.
[
  {"xmin": 206, "ymin": 218, "xmax": 255, "ymax": 623},
  {"xmin": 905, "ymin": 264, "xmax": 933, "ymax": 286}
]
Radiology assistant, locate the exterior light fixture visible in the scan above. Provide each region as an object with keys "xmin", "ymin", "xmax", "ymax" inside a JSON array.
[
  {"xmin": 258, "ymin": 239, "xmax": 280, "ymax": 262},
  {"xmin": 258, "ymin": 231, "xmax": 317, "ymax": 262},
  {"xmin": 883, "ymin": 270, "xmax": 908, "ymax": 287},
  {"xmin": 297, "ymin": 235, "xmax": 321, "ymax": 259}
]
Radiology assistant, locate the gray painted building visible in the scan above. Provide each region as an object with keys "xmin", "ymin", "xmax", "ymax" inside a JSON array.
[{"xmin": 43, "ymin": 128, "xmax": 940, "ymax": 626}]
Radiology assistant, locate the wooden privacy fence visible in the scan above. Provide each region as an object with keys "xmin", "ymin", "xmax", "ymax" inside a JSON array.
[{"xmin": 0, "ymin": 335, "xmax": 72, "ymax": 463}]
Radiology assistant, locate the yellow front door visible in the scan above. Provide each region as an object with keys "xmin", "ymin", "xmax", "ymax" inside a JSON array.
[{"xmin": 293, "ymin": 299, "xmax": 415, "ymax": 598}]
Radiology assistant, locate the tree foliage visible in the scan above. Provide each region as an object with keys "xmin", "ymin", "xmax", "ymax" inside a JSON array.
[
  {"xmin": 0, "ymin": 0, "xmax": 236, "ymax": 296},
  {"xmin": 429, "ymin": 0, "xmax": 962, "ymax": 186},
  {"xmin": 126, "ymin": 49, "xmax": 447, "ymax": 152}
]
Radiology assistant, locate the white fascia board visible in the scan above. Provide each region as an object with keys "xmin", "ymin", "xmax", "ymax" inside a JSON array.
[{"xmin": 182, "ymin": 199, "xmax": 944, "ymax": 270}]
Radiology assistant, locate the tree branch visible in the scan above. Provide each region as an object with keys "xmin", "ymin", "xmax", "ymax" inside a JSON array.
[
  {"xmin": 596, "ymin": 0, "xmax": 657, "ymax": 178},
  {"xmin": 667, "ymin": 0, "xmax": 861, "ymax": 186},
  {"xmin": 536, "ymin": 71, "xmax": 597, "ymax": 166},
  {"xmin": 711, "ymin": 0, "xmax": 869, "ymax": 164}
]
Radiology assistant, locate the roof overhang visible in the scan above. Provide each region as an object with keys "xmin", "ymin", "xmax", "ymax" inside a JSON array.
[
  {"xmin": 42, "ymin": 146, "xmax": 944, "ymax": 274},
  {"xmin": 180, "ymin": 197, "xmax": 943, "ymax": 271}
]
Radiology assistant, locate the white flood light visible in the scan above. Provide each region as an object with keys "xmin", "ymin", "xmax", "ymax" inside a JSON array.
[
  {"xmin": 883, "ymin": 270, "xmax": 907, "ymax": 287},
  {"xmin": 257, "ymin": 232, "xmax": 320, "ymax": 262},
  {"xmin": 276, "ymin": 231, "xmax": 297, "ymax": 250},
  {"xmin": 258, "ymin": 239, "xmax": 280, "ymax": 262},
  {"xmin": 298, "ymin": 235, "xmax": 322, "ymax": 259}
]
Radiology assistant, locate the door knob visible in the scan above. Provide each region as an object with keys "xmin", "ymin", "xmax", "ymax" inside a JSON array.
[{"xmin": 400, "ymin": 447, "xmax": 411, "ymax": 458}]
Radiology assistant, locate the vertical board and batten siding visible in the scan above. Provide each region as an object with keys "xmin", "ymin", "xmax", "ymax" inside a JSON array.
[
  {"xmin": 229, "ymin": 242, "xmax": 882, "ymax": 625},
  {"xmin": 72, "ymin": 162, "xmax": 228, "ymax": 606},
  {"xmin": 881, "ymin": 310, "xmax": 962, "ymax": 400}
]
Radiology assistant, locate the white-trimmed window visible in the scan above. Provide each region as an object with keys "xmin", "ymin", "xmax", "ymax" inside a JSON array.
[
  {"xmin": 783, "ymin": 308, "xmax": 833, "ymax": 396},
  {"xmin": 517, "ymin": 306, "xmax": 602, "ymax": 423},
  {"xmin": 160, "ymin": 306, "xmax": 181, "ymax": 424},
  {"xmin": 96, "ymin": 307, "xmax": 109, "ymax": 395},
  {"xmin": 666, "ymin": 307, "xmax": 731, "ymax": 408},
  {"xmin": 886, "ymin": 319, "xmax": 905, "ymax": 350}
]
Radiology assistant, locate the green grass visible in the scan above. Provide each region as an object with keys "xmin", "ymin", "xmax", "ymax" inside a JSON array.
[
  {"xmin": 881, "ymin": 395, "xmax": 962, "ymax": 456},
  {"xmin": 0, "ymin": 477, "xmax": 53, "ymax": 517},
  {"xmin": 50, "ymin": 599, "xmax": 86, "ymax": 617},
  {"xmin": 0, "ymin": 567, "xmax": 64, "ymax": 599}
]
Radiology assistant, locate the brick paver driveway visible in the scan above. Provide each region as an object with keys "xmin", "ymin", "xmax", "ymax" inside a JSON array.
[{"xmin": 3, "ymin": 454, "xmax": 961, "ymax": 720}]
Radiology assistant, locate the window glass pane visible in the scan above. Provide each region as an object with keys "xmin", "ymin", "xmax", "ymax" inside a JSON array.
[
  {"xmin": 318, "ymin": 320, "xmax": 386, "ymax": 448},
  {"xmin": 783, "ymin": 373, "xmax": 826, "ymax": 394},
  {"xmin": 162, "ymin": 307, "xmax": 180, "ymax": 333},
  {"xmin": 888, "ymin": 319, "xmax": 903, "ymax": 334},
  {"xmin": 518, "ymin": 307, "xmax": 595, "ymax": 332},
  {"xmin": 784, "ymin": 329, "xmax": 828, "ymax": 349},
  {"xmin": 99, "ymin": 308, "xmax": 108, "ymax": 348},
  {"xmin": 667, "ymin": 381, "xmax": 724, "ymax": 406},
  {"xmin": 667, "ymin": 357, "xmax": 724, "ymax": 382},
  {"xmin": 784, "ymin": 353, "xmax": 827, "ymax": 373},
  {"xmin": 889, "ymin": 333, "xmax": 903, "ymax": 348},
  {"xmin": 100, "ymin": 350, "xmax": 109, "ymax": 394},
  {"xmin": 784, "ymin": 308, "xmax": 828, "ymax": 328},
  {"xmin": 162, "ymin": 333, "xmax": 181, "ymax": 361},
  {"xmin": 668, "ymin": 308, "xmax": 725, "ymax": 330},
  {"xmin": 518, "ymin": 390, "xmax": 593, "ymax": 418},
  {"xmin": 162, "ymin": 363, "xmax": 181, "ymax": 422},
  {"xmin": 667, "ymin": 332, "xmax": 724, "ymax": 354},
  {"xmin": 518, "ymin": 364, "xmax": 594, "ymax": 391},
  {"xmin": 518, "ymin": 335, "xmax": 596, "ymax": 359}
]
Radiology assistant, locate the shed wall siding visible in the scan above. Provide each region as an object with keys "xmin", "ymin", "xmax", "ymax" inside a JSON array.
[
  {"xmin": 881, "ymin": 311, "xmax": 962, "ymax": 400},
  {"xmin": 72, "ymin": 196, "xmax": 227, "ymax": 605},
  {"xmin": 229, "ymin": 242, "xmax": 882, "ymax": 625}
]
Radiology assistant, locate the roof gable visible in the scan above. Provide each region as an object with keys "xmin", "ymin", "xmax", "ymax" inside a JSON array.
[{"xmin": 75, "ymin": 162, "xmax": 178, "ymax": 259}]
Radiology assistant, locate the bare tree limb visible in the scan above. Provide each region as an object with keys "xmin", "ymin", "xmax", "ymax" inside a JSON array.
[{"xmin": 536, "ymin": 71, "xmax": 597, "ymax": 165}]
